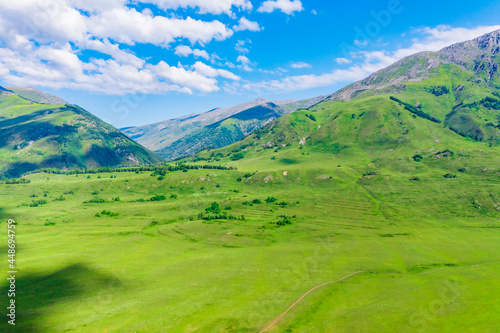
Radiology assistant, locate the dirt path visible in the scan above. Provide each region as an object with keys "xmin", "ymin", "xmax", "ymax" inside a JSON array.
[{"xmin": 259, "ymin": 271, "xmax": 365, "ymax": 333}]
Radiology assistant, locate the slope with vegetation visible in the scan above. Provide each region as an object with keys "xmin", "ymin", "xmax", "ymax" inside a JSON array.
[
  {"xmin": 1, "ymin": 30, "xmax": 500, "ymax": 333},
  {"xmin": 121, "ymin": 96, "xmax": 326, "ymax": 160},
  {"xmin": 0, "ymin": 88, "xmax": 162, "ymax": 178}
]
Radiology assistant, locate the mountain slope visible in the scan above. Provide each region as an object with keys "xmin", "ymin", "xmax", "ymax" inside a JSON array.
[
  {"xmin": 328, "ymin": 29, "xmax": 500, "ymax": 102},
  {"xmin": 0, "ymin": 89, "xmax": 162, "ymax": 178},
  {"xmin": 7, "ymin": 86, "xmax": 68, "ymax": 104},
  {"xmin": 192, "ymin": 30, "xmax": 500, "ymax": 168},
  {"xmin": 122, "ymin": 96, "xmax": 325, "ymax": 160}
]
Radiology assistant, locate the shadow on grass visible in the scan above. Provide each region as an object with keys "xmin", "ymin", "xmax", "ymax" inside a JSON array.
[{"xmin": 0, "ymin": 263, "xmax": 121, "ymax": 332}]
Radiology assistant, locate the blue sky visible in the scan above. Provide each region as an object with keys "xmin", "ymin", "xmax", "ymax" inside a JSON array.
[{"xmin": 0, "ymin": 0, "xmax": 499, "ymax": 127}]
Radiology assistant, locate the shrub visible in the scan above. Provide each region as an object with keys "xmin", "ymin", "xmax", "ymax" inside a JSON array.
[
  {"xmin": 150, "ymin": 194, "xmax": 167, "ymax": 201},
  {"xmin": 170, "ymin": 194, "xmax": 178, "ymax": 199},
  {"xmin": 412, "ymin": 154, "xmax": 423, "ymax": 162},
  {"xmin": 205, "ymin": 202, "xmax": 221, "ymax": 214},
  {"xmin": 265, "ymin": 197, "xmax": 277, "ymax": 203},
  {"xmin": 252, "ymin": 199, "xmax": 261, "ymax": 204},
  {"xmin": 443, "ymin": 173, "xmax": 457, "ymax": 179},
  {"xmin": 158, "ymin": 176, "xmax": 165, "ymax": 181},
  {"xmin": 458, "ymin": 168, "xmax": 467, "ymax": 173}
]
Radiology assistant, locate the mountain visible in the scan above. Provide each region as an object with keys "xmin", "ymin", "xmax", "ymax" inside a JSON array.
[
  {"xmin": 328, "ymin": 29, "xmax": 500, "ymax": 102},
  {"xmin": 122, "ymin": 96, "xmax": 325, "ymax": 160},
  {"xmin": 193, "ymin": 29, "xmax": 500, "ymax": 165},
  {"xmin": 0, "ymin": 87, "xmax": 162, "ymax": 178},
  {"xmin": 7, "ymin": 86, "xmax": 68, "ymax": 104}
]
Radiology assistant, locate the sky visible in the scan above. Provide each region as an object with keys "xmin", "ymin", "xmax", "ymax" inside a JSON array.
[{"xmin": 0, "ymin": 0, "xmax": 500, "ymax": 128}]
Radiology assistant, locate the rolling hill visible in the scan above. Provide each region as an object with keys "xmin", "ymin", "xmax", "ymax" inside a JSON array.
[
  {"xmin": 0, "ymin": 87, "xmax": 162, "ymax": 178},
  {"xmin": 121, "ymin": 96, "xmax": 326, "ymax": 160}
]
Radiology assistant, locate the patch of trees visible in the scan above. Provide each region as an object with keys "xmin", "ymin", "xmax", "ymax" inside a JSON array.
[
  {"xmin": 443, "ymin": 173, "xmax": 457, "ymax": 179},
  {"xmin": 198, "ymin": 201, "xmax": 244, "ymax": 221},
  {"xmin": 150, "ymin": 194, "xmax": 167, "ymax": 201},
  {"xmin": 412, "ymin": 154, "xmax": 423, "ymax": 162},
  {"xmin": 272, "ymin": 215, "xmax": 296, "ymax": 227},
  {"xmin": 24, "ymin": 163, "xmax": 236, "ymax": 178},
  {"xmin": 231, "ymin": 152, "xmax": 244, "ymax": 161},
  {"xmin": 96, "ymin": 210, "xmax": 119, "ymax": 217},
  {"xmin": 305, "ymin": 114, "xmax": 317, "ymax": 121},
  {"xmin": 426, "ymin": 86, "xmax": 450, "ymax": 96},
  {"xmin": 389, "ymin": 96, "xmax": 441, "ymax": 123},
  {"xmin": 0, "ymin": 178, "xmax": 31, "ymax": 184},
  {"xmin": 29, "ymin": 199, "xmax": 47, "ymax": 207}
]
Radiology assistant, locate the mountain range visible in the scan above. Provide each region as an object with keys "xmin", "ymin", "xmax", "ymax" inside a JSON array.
[
  {"xmin": 121, "ymin": 95, "xmax": 326, "ymax": 160},
  {"xmin": 1, "ymin": 29, "xmax": 500, "ymax": 177}
]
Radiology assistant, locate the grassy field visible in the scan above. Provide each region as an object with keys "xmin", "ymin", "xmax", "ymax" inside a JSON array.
[
  {"xmin": 1, "ymin": 149, "xmax": 499, "ymax": 332},
  {"xmin": 2, "ymin": 78, "xmax": 500, "ymax": 332}
]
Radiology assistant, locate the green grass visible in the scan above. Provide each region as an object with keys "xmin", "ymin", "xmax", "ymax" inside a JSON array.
[
  {"xmin": 1, "ymin": 68, "xmax": 500, "ymax": 331},
  {"xmin": 1, "ymin": 151, "xmax": 499, "ymax": 332}
]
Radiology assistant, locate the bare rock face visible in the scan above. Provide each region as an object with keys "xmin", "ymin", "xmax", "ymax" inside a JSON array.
[{"xmin": 327, "ymin": 29, "xmax": 500, "ymax": 102}]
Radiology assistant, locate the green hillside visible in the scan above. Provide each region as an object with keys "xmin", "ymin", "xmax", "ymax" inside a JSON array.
[
  {"xmin": 156, "ymin": 103, "xmax": 282, "ymax": 160},
  {"xmin": 0, "ymin": 92, "xmax": 162, "ymax": 178},
  {"xmin": 122, "ymin": 98, "xmax": 326, "ymax": 161},
  {"xmin": 1, "ymin": 31, "xmax": 500, "ymax": 332}
]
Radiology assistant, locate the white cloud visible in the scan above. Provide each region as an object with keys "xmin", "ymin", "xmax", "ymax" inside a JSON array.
[
  {"xmin": 192, "ymin": 61, "xmax": 240, "ymax": 80},
  {"xmin": 233, "ymin": 17, "xmax": 262, "ymax": 32},
  {"xmin": 290, "ymin": 62, "xmax": 311, "ymax": 69},
  {"xmin": 236, "ymin": 55, "xmax": 253, "ymax": 71},
  {"xmin": 311, "ymin": 9, "xmax": 317, "ymax": 15},
  {"xmin": 140, "ymin": 0, "xmax": 253, "ymax": 15},
  {"xmin": 243, "ymin": 25, "xmax": 500, "ymax": 93},
  {"xmin": 235, "ymin": 39, "xmax": 251, "ymax": 53},
  {"xmin": 175, "ymin": 45, "xmax": 210, "ymax": 60},
  {"xmin": 0, "ymin": 0, "xmax": 241, "ymax": 94},
  {"xmin": 257, "ymin": 0, "xmax": 303, "ymax": 15},
  {"xmin": 336, "ymin": 58, "xmax": 352, "ymax": 65},
  {"xmin": 150, "ymin": 61, "xmax": 219, "ymax": 93}
]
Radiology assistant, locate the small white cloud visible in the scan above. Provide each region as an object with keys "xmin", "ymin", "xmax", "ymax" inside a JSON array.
[
  {"xmin": 192, "ymin": 61, "xmax": 240, "ymax": 80},
  {"xmin": 233, "ymin": 17, "xmax": 262, "ymax": 32},
  {"xmin": 257, "ymin": 0, "xmax": 303, "ymax": 15},
  {"xmin": 236, "ymin": 55, "xmax": 253, "ymax": 71},
  {"xmin": 290, "ymin": 62, "xmax": 311, "ymax": 69},
  {"xmin": 336, "ymin": 58, "xmax": 352, "ymax": 65},
  {"xmin": 311, "ymin": 9, "xmax": 317, "ymax": 15},
  {"xmin": 235, "ymin": 39, "xmax": 251, "ymax": 53},
  {"xmin": 174, "ymin": 45, "xmax": 210, "ymax": 60},
  {"xmin": 140, "ymin": 0, "xmax": 253, "ymax": 16}
]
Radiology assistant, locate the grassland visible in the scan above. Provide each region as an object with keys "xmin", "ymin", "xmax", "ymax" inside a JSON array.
[
  {"xmin": 1, "ymin": 73, "xmax": 500, "ymax": 331},
  {"xmin": 1, "ymin": 140, "xmax": 499, "ymax": 332}
]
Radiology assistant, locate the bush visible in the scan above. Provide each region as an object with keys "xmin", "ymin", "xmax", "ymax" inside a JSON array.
[
  {"xmin": 158, "ymin": 176, "xmax": 165, "ymax": 180},
  {"xmin": 150, "ymin": 194, "xmax": 167, "ymax": 201},
  {"xmin": 265, "ymin": 197, "xmax": 277, "ymax": 203},
  {"xmin": 170, "ymin": 194, "xmax": 178, "ymax": 199},
  {"xmin": 458, "ymin": 168, "xmax": 467, "ymax": 173},
  {"xmin": 252, "ymin": 199, "xmax": 261, "ymax": 204},
  {"xmin": 412, "ymin": 154, "xmax": 423, "ymax": 162},
  {"xmin": 205, "ymin": 202, "xmax": 221, "ymax": 214},
  {"xmin": 443, "ymin": 173, "xmax": 457, "ymax": 179}
]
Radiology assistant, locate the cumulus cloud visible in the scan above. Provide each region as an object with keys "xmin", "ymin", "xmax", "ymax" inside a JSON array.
[
  {"xmin": 257, "ymin": 0, "xmax": 303, "ymax": 15},
  {"xmin": 244, "ymin": 25, "xmax": 500, "ymax": 93},
  {"xmin": 236, "ymin": 55, "xmax": 254, "ymax": 72},
  {"xmin": 336, "ymin": 58, "xmax": 352, "ymax": 65},
  {"xmin": 140, "ymin": 0, "xmax": 253, "ymax": 15},
  {"xmin": 175, "ymin": 45, "xmax": 210, "ymax": 60},
  {"xmin": 290, "ymin": 62, "xmax": 311, "ymax": 69},
  {"xmin": 0, "ymin": 0, "xmax": 242, "ymax": 94},
  {"xmin": 233, "ymin": 17, "xmax": 262, "ymax": 32},
  {"xmin": 192, "ymin": 61, "xmax": 240, "ymax": 80}
]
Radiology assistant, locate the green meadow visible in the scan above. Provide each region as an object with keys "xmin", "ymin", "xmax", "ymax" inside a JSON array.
[
  {"xmin": 2, "ymin": 77, "xmax": 500, "ymax": 331},
  {"xmin": 1, "ymin": 142, "xmax": 499, "ymax": 332}
]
